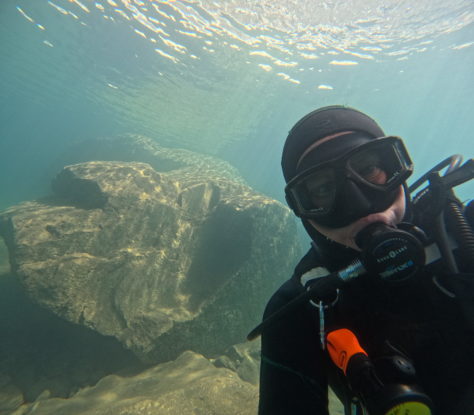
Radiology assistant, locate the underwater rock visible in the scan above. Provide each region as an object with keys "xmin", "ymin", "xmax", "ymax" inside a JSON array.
[
  {"xmin": 0, "ymin": 157, "xmax": 300, "ymax": 363},
  {"xmin": 52, "ymin": 133, "xmax": 246, "ymax": 185},
  {"xmin": 0, "ymin": 238, "xmax": 9, "ymax": 275},
  {"xmin": 212, "ymin": 340, "xmax": 261, "ymax": 386},
  {"xmin": 0, "ymin": 271, "xmax": 145, "ymax": 409},
  {"xmin": 212, "ymin": 341, "xmax": 344, "ymax": 415},
  {"xmin": 9, "ymin": 347, "xmax": 344, "ymax": 415},
  {"xmin": 0, "ymin": 373, "xmax": 24, "ymax": 415},
  {"xmin": 10, "ymin": 350, "xmax": 259, "ymax": 415}
]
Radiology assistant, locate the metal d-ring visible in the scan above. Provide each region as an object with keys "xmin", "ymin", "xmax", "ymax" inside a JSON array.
[{"xmin": 309, "ymin": 288, "xmax": 340, "ymax": 309}]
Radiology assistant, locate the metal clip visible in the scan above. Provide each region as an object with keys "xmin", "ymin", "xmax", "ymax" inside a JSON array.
[
  {"xmin": 308, "ymin": 290, "xmax": 340, "ymax": 350},
  {"xmin": 319, "ymin": 301, "xmax": 325, "ymax": 350}
]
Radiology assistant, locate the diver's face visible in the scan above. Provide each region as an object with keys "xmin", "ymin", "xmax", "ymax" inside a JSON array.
[{"xmin": 304, "ymin": 133, "xmax": 406, "ymax": 251}]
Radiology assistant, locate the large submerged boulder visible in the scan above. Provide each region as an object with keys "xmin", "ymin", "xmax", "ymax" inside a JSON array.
[
  {"xmin": 9, "ymin": 347, "xmax": 343, "ymax": 415},
  {"xmin": 0, "ymin": 139, "xmax": 301, "ymax": 363},
  {"xmin": 11, "ymin": 351, "xmax": 259, "ymax": 415}
]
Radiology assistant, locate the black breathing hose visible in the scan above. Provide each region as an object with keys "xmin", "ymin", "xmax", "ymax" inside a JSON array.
[
  {"xmin": 446, "ymin": 201, "xmax": 474, "ymax": 270},
  {"xmin": 411, "ymin": 157, "xmax": 474, "ymax": 273},
  {"xmin": 433, "ymin": 212, "xmax": 459, "ymax": 274}
]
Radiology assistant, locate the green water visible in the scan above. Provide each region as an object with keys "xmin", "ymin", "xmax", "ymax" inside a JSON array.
[
  {"xmin": 1, "ymin": 0, "xmax": 472, "ymax": 209},
  {"xmin": 0, "ymin": 1, "xmax": 473, "ymax": 413}
]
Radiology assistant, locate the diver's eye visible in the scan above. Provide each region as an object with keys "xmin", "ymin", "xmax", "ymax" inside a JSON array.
[
  {"xmin": 309, "ymin": 181, "xmax": 333, "ymax": 198},
  {"xmin": 350, "ymin": 151, "xmax": 387, "ymax": 185},
  {"xmin": 359, "ymin": 165, "xmax": 387, "ymax": 184},
  {"xmin": 304, "ymin": 170, "xmax": 336, "ymax": 208}
]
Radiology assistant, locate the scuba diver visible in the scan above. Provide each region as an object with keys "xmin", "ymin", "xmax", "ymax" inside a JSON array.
[{"xmin": 249, "ymin": 106, "xmax": 474, "ymax": 415}]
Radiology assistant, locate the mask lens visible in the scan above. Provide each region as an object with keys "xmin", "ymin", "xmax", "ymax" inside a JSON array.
[
  {"xmin": 348, "ymin": 140, "xmax": 407, "ymax": 187},
  {"xmin": 292, "ymin": 168, "xmax": 336, "ymax": 214},
  {"xmin": 349, "ymin": 149, "xmax": 387, "ymax": 185}
]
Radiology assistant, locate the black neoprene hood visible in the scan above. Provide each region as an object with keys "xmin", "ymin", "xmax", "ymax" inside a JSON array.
[{"xmin": 281, "ymin": 105, "xmax": 385, "ymax": 183}]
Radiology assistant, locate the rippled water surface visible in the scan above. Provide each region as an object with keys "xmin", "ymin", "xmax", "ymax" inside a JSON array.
[{"xmin": 1, "ymin": 0, "xmax": 473, "ymax": 205}]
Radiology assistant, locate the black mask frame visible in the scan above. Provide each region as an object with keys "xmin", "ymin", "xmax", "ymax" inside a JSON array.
[{"xmin": 285, "ymin": 136, "xmax": 414, "ymax": 226}]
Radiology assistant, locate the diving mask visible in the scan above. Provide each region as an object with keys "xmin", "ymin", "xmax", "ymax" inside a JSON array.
[{"xmin": 285, "ymin": 136, "xmax": 413, "ymax": 228}]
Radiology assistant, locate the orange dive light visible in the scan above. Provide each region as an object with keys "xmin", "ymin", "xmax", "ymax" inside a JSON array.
[
  {"xmin": 326, "ymin": 328, "xmax": 433, "ymax": 415},
  {"xmin": 327, "ymin": 328, "xmax": 368, "ymax": 375}
]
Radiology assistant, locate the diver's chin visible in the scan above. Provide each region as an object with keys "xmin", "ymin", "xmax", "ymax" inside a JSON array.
[
  {"xmin": 345, "ymin": 214, "xmax": 393, "ymax": 251},
  {"xmin": 350, "ymin": 213, "xmax": 395, "ymax": 238}
]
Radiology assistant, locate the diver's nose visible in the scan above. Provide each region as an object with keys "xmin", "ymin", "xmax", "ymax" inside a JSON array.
[{"xmin": 341, "ymin": 179, "xmax": 372, "ymax": 218}]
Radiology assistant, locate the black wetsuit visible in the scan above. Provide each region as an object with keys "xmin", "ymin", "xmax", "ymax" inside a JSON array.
[{"xmin": 258, "ymin": 245, "xmax": 474, "ymax": 415}]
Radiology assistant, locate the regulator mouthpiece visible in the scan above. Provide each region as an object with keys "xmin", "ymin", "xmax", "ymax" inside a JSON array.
[{"xmin": 355, "ymin": 223, "xmax": 426, "ymax": 284}]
